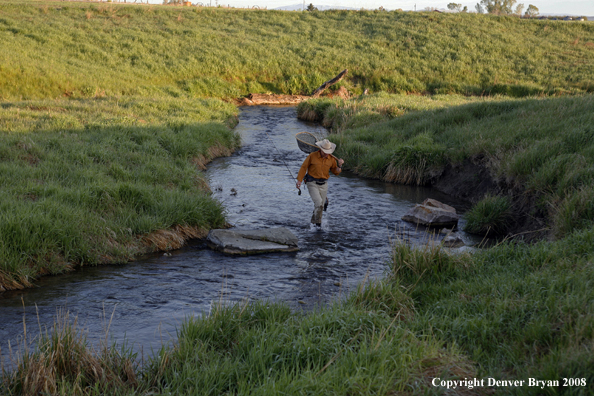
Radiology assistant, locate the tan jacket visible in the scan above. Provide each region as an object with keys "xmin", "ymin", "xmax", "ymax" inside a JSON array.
[{"xmin": 297, "ymin": 151, "xmax": 342, "ymax": 182}]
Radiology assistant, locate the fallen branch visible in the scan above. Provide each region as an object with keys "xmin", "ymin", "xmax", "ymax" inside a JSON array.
[{"xmin": 311, "ymin": 69, "xmax": 348, "ymax": 98}]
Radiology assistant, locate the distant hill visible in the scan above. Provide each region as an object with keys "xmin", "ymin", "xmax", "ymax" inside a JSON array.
[
  {"xmin": 539, "ymin": 13, "xmax": 593, "ymax": 20},
  {"xmin": 272, "ymin": 7, "xmax": 593, "ymax": 17},
  {"xmin": 2, "ymin": 2, "xmax": 594, "ymax": 100},
  {"xmin": 273, "ymin": 4, "xmax": 358, "ymax": 11}
]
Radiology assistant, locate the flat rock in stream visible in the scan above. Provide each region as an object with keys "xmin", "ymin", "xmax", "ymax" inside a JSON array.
[
  {"xmin": 402, "ymin": 198, "xmax": 459, "ymax": 228},
  {"xmin": 206, "ymin": 228, "xmax": 299, "ymax": 255}
]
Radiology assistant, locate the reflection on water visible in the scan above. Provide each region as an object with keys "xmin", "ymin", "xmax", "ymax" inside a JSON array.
[{"xmin": 0, "ymin": 106, "xmax": 480, "ymax": 365}]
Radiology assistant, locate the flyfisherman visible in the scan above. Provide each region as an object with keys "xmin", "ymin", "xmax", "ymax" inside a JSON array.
[{"xmin": 296, "ymin": 139, "xmax": 344, "ymax": 228}]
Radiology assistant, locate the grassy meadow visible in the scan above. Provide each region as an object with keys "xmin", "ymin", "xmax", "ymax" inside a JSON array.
[
  {"xmin": 1, "ymin": 0, "xmax": 594, "ymax": 100},
  {"xmin": 2, "ymin": 0, "xmax": 594, "ymax": 394}
]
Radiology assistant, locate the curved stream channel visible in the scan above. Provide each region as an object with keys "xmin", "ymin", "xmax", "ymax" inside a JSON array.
[{"xmin": 1, "ymin": 106, "xmax": 481, "ymax": 364}]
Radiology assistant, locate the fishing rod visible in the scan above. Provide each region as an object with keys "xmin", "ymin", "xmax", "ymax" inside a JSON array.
[{"xmin": 264, "ymin": 130, "xmax": 302, "ymax": 195}]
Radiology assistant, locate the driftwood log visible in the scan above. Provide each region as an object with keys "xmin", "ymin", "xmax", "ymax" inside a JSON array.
[
  {"xmin": 311, "ymin": 69, "xmax": 348, "ymax": 98},
  {"xmin": 237, "ymin": 69, "xmax": 349, "ymax": 106}
]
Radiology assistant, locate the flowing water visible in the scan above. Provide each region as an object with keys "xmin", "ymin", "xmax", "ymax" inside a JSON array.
[{"xmin": 0, "ymin": 106, "xmax": 481, "ymax": 365}]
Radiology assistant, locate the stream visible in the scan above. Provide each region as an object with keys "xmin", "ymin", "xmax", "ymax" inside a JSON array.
[{"xmin": 0, "ymin": 106, "xmax": 481, "ymax": 366}]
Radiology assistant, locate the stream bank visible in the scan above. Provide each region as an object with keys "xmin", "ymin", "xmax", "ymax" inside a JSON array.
[
  {"xmin": 1, "ymin": 105, "xmax": 481, "ymax": 364},
  {"xmin": 296, "ymin": 97, "xmax": 553, "ymax": 241}
]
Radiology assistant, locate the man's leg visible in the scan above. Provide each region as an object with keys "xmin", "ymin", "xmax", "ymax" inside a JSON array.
[
  {"xmin": 307, "ymin": 182, "xmax": 328, "ymax": 225},
  {"xmin": 319, "ymin": 183, "xmax": 328, "ymax": 217}
]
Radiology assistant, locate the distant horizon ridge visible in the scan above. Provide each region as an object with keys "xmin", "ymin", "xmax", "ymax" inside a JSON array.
[{"xmin": 273, "ymin": 4, "xmax": 591, "ymax": 17}]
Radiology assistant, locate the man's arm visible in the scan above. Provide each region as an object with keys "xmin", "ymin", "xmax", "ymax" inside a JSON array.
[
  {"xmin": 296, "ymin": 154, "xmax": 312, "ymax": 188},
  {"xmin": 330, "ymin": 158, "xmax": 345, "ymax": 175}
]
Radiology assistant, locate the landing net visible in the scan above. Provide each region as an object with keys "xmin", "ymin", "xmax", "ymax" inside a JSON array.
[{"xmin": 295, "ymin": 132, "xmax": 321, "ymax": 154}]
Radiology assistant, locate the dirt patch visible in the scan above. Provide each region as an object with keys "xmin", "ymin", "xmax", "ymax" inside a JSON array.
[
  {"xmin": 236, "ymin": 94, "xmax": 309, "ymax": 106},
  {"xmin": 432, "ymin": 159, "xmax": 499, "ymax": 203},
  {"xmin": 236, "ymin": 88, "xmax": 350, "ymax": 107}
]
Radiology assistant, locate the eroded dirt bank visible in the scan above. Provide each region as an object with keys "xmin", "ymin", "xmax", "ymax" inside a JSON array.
[{"xmin": 431, "ymin": 158, "xmax": 549, "ymax": 241}]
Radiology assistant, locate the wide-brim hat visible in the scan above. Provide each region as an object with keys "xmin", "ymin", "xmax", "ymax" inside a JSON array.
[{"xmin": 315, "ymin": 139, "xmax": 336, "ymax": 154}]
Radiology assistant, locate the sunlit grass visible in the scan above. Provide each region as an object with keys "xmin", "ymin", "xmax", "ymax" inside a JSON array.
[
  {"xmin": 0, "ymin": 96, "xmax": 239, "ymax": 290},
  {"xmin": 2, "ymin": 1, "xmax": 594, "ymax": 100}
]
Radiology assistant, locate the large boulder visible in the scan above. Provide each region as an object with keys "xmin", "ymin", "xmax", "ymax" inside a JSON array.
[
  {"xmin": 206, "ymin": 227, "xmax": 299, "ymax": 255},
  {"xmin": 402, "ymin": 198, "xmax": 459, "ymax": 228}
]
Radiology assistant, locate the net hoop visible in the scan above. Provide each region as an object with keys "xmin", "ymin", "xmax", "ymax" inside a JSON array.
[{"xmin": 295, "ymin": 131, "xmax": 321, "ymax": 154}]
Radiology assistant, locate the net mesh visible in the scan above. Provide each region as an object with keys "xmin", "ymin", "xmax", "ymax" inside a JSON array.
[{"xmin": 296, "ymin": 132, "xmax": 321, "ymax": 154}]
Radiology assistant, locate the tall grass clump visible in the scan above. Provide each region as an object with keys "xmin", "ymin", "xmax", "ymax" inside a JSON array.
[
  {"xmin": 2, "ymin": 1, "xmax": 594, "ymax": 100},
  {"xmin": 2, "ymin": 311, "xmax": 139, "ymax": 396},
  {"xmin": 143, "ymin": 299, "xmax": 478, "ymax": 395},
  {"xmin": 348, "ymin": 277, "xmax": 414, "ymax": 320},
  {"xmin": 296, "ymin": 98, "xmax": 336, "ymax": 123},
  {"xmin": 463, "ymin": 195, "xmax": 513, "ymax": 236},
  {"xmin": 390, "ymin": 235, "xmax": 472, "ymax": 284},
  {"xmin": 0, "ymin": 97, "xmax": 239, "ymax": 290},
  {"xmin": 552, "ymin": 185, "xmax": 594, "ymax": 239}
]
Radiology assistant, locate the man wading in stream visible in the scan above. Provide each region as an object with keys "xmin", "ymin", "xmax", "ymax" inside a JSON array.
[{"xmin": 296, "ymin": 139, "xmax": 345, "ymax": 228}]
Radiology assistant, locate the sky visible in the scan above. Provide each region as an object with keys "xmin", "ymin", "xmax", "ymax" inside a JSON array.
[{"xmin": 182, "ymin": 0, "xmax": 594, "ymax": 16}]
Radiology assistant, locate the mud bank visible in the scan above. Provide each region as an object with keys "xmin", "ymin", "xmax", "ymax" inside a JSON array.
[
  {"xmin": 236, "ymin": 94, "xmax": 309, "ymax": 106},
  {"xmin": 432, "ymin": 158, "xmax": 549, "ymax": 241},
  {"xmin": 235, "ymin": 89, "xmax": 351, "ymax": 107}
]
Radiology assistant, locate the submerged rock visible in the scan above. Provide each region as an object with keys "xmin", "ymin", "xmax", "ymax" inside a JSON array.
[
  {"xmin": 206, "ymin": 227, "xmax": 299, "ymax": 255},
  {"xmin": 440, "ymin": 228, "xmax": 465, "ymax": 248},
  {"xmin": 402, "ymin": 198, "xmax": 459, "ymax": 228}
]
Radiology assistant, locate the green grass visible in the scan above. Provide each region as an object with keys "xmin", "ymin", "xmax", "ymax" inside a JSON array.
[
  {"xmin": 1, "ymin": 1, "xmax": 594, "ymax": 392},
  {"xmin": 143, "ymin": 301, "xmax": 471, "ymax": 395},
  {"xmin": 302, "ymin": 92, "xmax": 594, "ymax": 388},
  {"xmin": 1, "ymin": 1, "xmax": 594, "ymax": 100},
  {"xmin": 2, "ymin": 294, "xmax": 478, "ymax": 396},
  {"xmin": 0, "ymin": 96, "xmax": 239, "ymax": 290},
  {"xmin": 395, "ymin": 230, "xmax": 594, "ymax": 392},
  {"xmin": 301, "ymin": 93, "xmax": 594, "ymax": 237},
  {"xmin": 464, "ymin": 195, "xmax": 513, "ymax": 236},
  {"xmin": 298, "ymin": 93, "xmax": 494, "ymax": 183}
]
